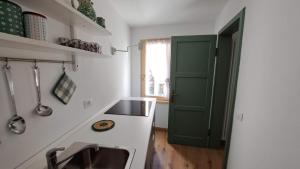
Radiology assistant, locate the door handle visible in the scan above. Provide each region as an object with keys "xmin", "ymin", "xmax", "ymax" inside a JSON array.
[{"xmin": 170, "ymin": 90, "xmax": 177, "ymax": 103}]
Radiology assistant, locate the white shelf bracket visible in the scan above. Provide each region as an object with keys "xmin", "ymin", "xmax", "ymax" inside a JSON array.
[
  {"xmin": 71, "ymin": 54, "xmax": 79, "ymax": 71},
  {"xmin": 70, "ymin": 25, "xmax": 79, "ymax": 71}
]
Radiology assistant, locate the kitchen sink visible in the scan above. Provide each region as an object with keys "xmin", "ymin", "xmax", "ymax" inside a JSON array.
[
  {"xmin": 62, "ymin": 147, "xmax": 130, "ymax": 169},
  {"xmin": 46, "ymin": 142, "xmax": 135, "ymax": 169}
]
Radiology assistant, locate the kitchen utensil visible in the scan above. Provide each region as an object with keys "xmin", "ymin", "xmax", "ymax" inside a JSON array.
[
  {"xmin": 23, "ymin": 11, "xmax": 47, "ymax": 40},
  {"xmin": 3, "ymin": 64, "xmax": 26, "ymax": 134},
  {"xmin": 0, "ymin": 0, "xmax": 24, "ymax": 36},
  {"xmin": 33, "ymin": 64, "xmax": 52, "ymax": 116}
]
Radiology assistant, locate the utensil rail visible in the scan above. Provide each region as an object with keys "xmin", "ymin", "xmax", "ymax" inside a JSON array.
[{"xmin": 0, "ymin": 57, "xmax": 72, "ymax": 64}]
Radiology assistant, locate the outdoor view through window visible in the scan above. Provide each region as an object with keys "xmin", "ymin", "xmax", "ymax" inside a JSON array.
[{"xmin": 142, "ymin": 39, "xmax": 171, "ymax": 101}]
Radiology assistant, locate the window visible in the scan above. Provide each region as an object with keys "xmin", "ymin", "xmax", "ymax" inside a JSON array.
[{"xmin": 141, "ymin": 38, "xmax": 171, "ymax": 103}]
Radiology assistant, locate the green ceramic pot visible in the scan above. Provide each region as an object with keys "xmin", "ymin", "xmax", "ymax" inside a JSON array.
[
  {"xmin": 0, "ymin": 0, "xmax": 24, "ymax": 36},
  {"xmin": 96, "ymin": 17, "xmax": 105, "ymax": 28},
  {"xmin": 77, "ymin": 0, "xmax": 96, "ymax": 21}
]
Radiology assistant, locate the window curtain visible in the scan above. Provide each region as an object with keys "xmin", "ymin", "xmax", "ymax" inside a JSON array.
[{"xmin": 141, "ymin": 38, "xmax": 171, "ymax": 99}]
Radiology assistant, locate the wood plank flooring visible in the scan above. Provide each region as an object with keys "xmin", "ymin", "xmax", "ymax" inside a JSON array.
[{"xmin": 152, "ymin": 129, "xmax": 224, "ymax": 169}]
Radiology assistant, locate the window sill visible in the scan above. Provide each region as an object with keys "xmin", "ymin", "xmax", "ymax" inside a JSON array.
[
  {"xmin": 157, "ymin": 100, "xmax": 169, "ymax": 104},
  {"xmin": 142, "ymin": 95, "xmax": 169, "ymax": 104}
]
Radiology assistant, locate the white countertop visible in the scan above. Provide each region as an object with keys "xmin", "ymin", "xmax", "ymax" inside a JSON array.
[{"xmin": 18, "ymin": 97, "xmax": 156, "ymax": 169}]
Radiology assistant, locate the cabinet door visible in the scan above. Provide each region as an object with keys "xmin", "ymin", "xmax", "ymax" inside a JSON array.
[{"xmin": 145, "ymin": 111, "xmax": 155, "ymax": 169}]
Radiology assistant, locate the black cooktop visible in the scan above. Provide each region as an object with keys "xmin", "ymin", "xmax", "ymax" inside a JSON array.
[{"xmin": 104, "ymin": 100, "xmax": 151, "ymax": 117}]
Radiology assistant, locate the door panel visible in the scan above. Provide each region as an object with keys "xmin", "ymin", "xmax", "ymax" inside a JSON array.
[
  {"xmin": 173, "ymin": 109, "xmax": 208, "ymax": 145},
  {"xmin": 176, "ymin": 42, "xmax": 210, "ymax": 73},
  {"xmin": 168, "ymin": 35, "xmax": 217, "ymax": 147},
  {"xmin": 174, "ymin": 77, "xmax": 208, "ymax": 106},
  {"xmin": 173, "ymin": 109, "xmax": 207, "ymax": 136}
]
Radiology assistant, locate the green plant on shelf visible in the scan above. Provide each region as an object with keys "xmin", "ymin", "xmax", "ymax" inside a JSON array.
[{"xmin": 77, "ymin": 0, "xmax": 96, "ymax": 21}]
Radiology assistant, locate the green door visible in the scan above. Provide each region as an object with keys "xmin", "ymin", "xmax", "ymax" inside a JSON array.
[{"xmin": 168, "ymin": 35, "xmax": 217, "ymax": 147}]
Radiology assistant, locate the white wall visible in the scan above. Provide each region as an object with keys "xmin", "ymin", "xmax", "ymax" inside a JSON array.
[
  {"xmin": 130, "ymin": 22, "xmax": 215, "ymax": 128},
  {"xmin": 0, "ymin": 1, "xmax": 130, "ymax": 168},
  {"xmin": 215, "ymin": 0, "xmax": 300, "ymax": 169}
]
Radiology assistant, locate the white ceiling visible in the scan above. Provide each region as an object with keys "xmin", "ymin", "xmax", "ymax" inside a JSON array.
[{"xmin": 109, "ymin": 0, "xmax": 228, "ymax": 27}]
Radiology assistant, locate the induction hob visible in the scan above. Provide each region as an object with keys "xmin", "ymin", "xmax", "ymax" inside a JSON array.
[{"xmin": 104, "ymin": 100, "xmax": 151, "ymax": 117}]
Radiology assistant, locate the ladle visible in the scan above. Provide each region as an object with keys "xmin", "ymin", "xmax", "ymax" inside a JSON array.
[
  {"xmin": 3, "ymin": 64, "xmax": 26, "ymax": 134},
  {"xmin": 33, "ymin": 64, "xmax": 53, "ymax": 116}
]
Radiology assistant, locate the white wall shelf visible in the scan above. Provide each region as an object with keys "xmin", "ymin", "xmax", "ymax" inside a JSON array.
[
  {"xmin": 0, "ymin": 33, "xmax": 107, "ymax": 57},
  {"xmin": 14, "ymin": 0, "xmax": 112, "ymax": 36}
]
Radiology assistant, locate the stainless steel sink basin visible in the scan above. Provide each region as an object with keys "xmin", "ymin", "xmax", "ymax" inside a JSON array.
[
  {"xmin": 46, "ymin": 142, "xmax": 135, "ymax": 169},
  {"xmin": 62, "ymin": 147, "xmax": 130, "ymax": 169}
]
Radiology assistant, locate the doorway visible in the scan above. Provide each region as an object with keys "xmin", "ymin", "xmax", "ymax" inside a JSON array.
[
  {"xmin": 210, "ymin": 8, "xmax": 246, "ymax": 169},
  {"xmin": 166, "ymin": 8, "xmax": 245, "ymax": 169}
]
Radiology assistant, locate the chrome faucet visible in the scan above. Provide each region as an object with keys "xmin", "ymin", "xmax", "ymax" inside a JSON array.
[
  {"xmin": 46, "ymin": 143, "xmax": 99, "ymax": 169},
  {"xmin": 46, "ymin": 147, "xmax": 65, "ymax": 169}
]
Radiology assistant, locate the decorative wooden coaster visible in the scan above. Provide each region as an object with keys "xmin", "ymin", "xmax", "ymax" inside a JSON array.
[{"xmin": 92, "ymin": 120, "xmax": 115, "ymax": 132}]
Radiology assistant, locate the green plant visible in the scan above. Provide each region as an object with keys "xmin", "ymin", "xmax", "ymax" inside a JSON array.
[{"xmin": 77, "ymin": 0, "xmax": 96, "ymax": 21}]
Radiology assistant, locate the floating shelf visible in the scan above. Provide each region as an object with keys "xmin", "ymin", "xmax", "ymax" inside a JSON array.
[
  {"xmin": 14, "ymin": 0, "xmax": 112, "ymax": 36},
  {"xmin": 0, "ymin": 32, "xmax": 107, "ymax": 57}
]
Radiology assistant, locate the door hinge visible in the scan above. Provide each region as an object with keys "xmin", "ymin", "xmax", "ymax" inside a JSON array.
[
  {"xmin": 215, "ymin": 48, "xmax": 218, "ymax": 57},
  {"xmin": 208, "ymin": 129, "xmax": 211, "ymax": 136}
]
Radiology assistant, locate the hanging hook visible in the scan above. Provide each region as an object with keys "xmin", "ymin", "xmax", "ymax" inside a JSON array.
[
  {"xmin": 62, "ymin": 61, "xmax": 66, "ymax": 73},
  {"xmin": 4, "ymin": 57, "xmax": 9, "ymax": 68},
  {"xmin": 34, "ymin": 59, "xmax": 37, "ymax": 68}
]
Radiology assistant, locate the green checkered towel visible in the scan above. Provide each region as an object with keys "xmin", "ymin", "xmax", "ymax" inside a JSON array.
[{"xmin": 52, "ymin": 73, "xmax": 76, "ymax": 105}]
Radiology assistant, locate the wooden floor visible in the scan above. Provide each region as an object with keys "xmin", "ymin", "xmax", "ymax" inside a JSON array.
[{"xmin": 152, "ymin": 129, "xmax": 224, "ymax": 169}]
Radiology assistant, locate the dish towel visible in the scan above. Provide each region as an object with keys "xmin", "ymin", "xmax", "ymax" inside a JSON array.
[{"xmin": 52, "ymin": 73, "xmax": 76, "ymax": 105}]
